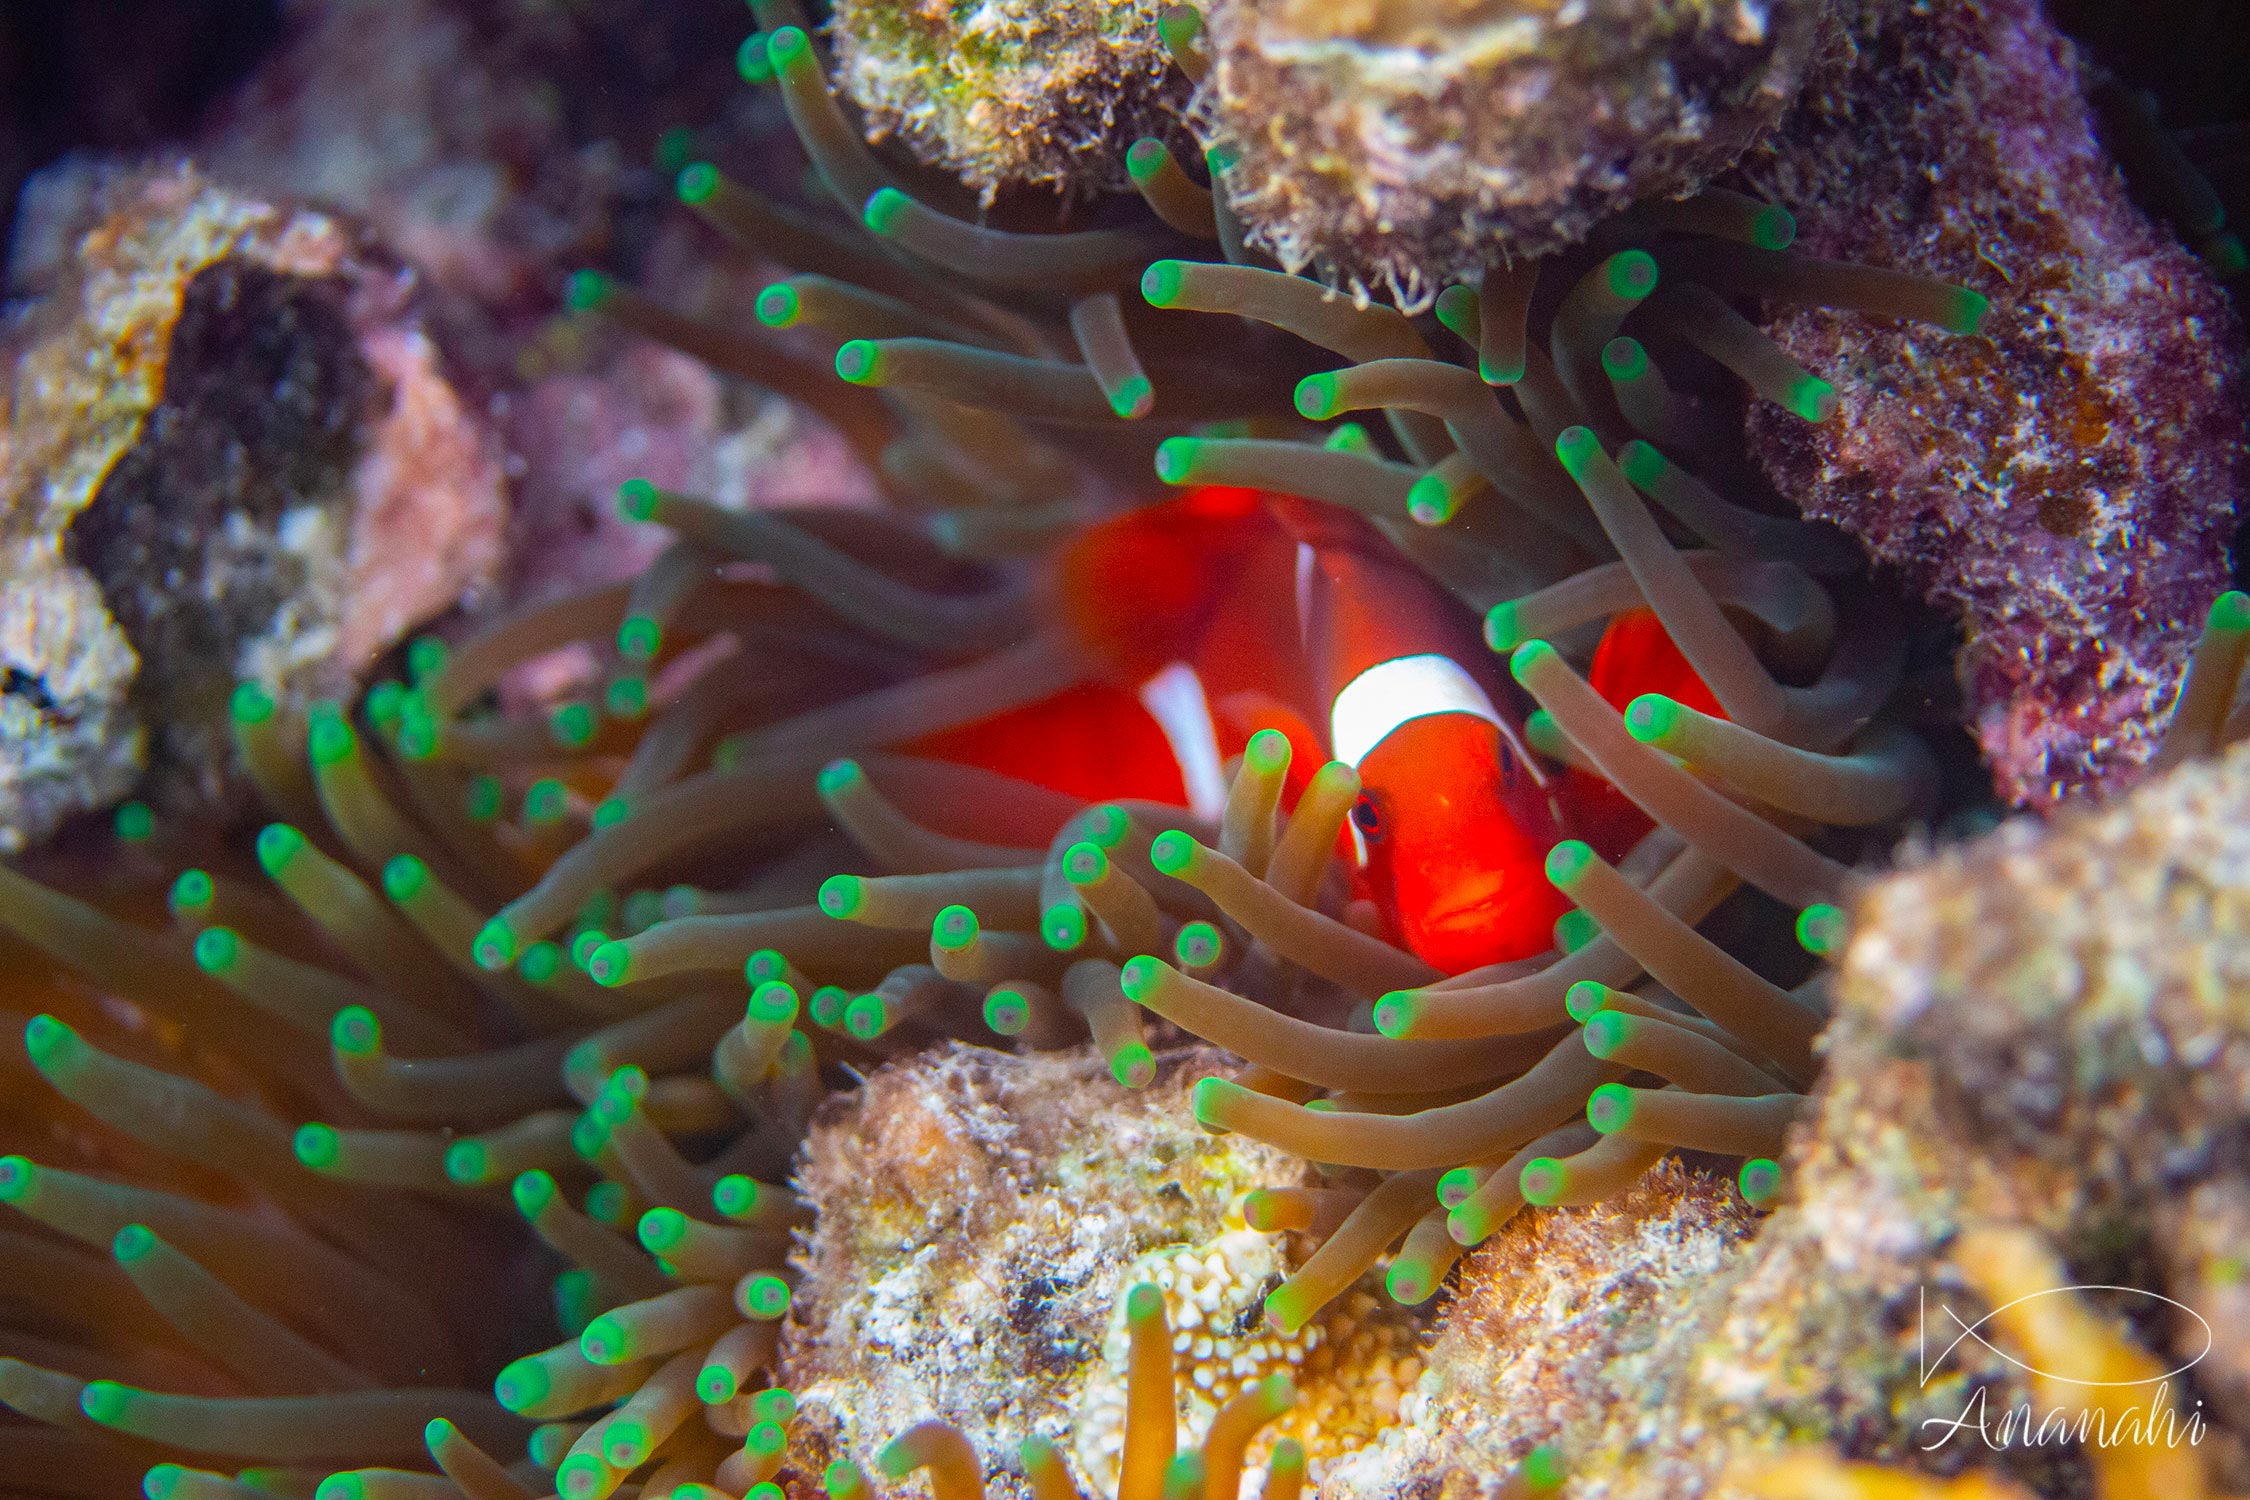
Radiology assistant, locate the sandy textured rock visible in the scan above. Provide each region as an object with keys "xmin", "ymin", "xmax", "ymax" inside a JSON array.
[
  {"xmin": 0, "ymin": 164, "xmax": 503, "ymax": 839},
  {"xmin": 830, "ymin": 0, "xmax": 1190, "ymax": 204},
  {"xmin": 1745, "ymin": 0, "xmax": 2249, "ymax": 809},
  {"xmin": 1201, "ymin": 0, "xmax": 1834, "ymax": 308}
]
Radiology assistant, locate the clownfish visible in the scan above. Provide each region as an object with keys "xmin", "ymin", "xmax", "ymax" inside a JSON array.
[{"xmin": 912, "ymin": 487, "xmax": 1721, "ymax": 975}]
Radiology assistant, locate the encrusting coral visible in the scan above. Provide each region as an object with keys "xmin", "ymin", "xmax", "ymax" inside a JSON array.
[{"xmin": 0, "ymin": 0, "xmax": 2230, "ymax": 1497}]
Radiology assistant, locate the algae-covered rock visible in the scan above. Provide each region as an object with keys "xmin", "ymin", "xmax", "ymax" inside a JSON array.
[
  {"xmin": 0, "ymin": 164, "xmax": 503, "ymax": 843},
  {"xmin": 1200, "ymin": 0, "xmax": 1835, "ymax": 308},
  {"xmin": 829, "ymin": 0, "xmax": 1191, "ymax": 204}
]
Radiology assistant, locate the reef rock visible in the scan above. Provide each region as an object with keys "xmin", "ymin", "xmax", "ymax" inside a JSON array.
[
  {"xmin": 1745, "ymin": 0, "xmax": 2250, "ymax": 809},
  {"xmin": 1200, "ymin": 0, "xmax": 1835, "ymax": 307},
  {"xmin": 783, "ymin": 1043, "xmax": 1434, "ymax": 1499},
  {"xmin": 0, "ymin": 163, "xmax": 503, "ymax": 842},
  {"xmin": 829, "ymin": 0, "xmax": 1191, "ymax": 204}
]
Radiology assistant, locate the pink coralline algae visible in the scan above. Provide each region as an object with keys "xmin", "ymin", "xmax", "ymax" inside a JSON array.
[{"xmin": 1747, "ymin": 0, "xmax": 2250, "ymax": 809}]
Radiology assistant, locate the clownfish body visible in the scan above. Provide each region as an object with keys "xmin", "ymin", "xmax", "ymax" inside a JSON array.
[
  {"xmin": 1264, "ymin": 496, "xmax": 1569, "ymax": 973},
  {"xmin": 915, "ymin": 487, "xmax": 1724, "ymax": 975}
]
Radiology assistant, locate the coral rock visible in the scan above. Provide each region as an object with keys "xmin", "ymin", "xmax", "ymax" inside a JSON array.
[
  {"xmin": 1201, "ymin": 0, "xmax": 1834, "ymax": 307},
  {"xmin": 1746, "ymin": 0, "xmax": 2250, "ymax": 809},
  {"xmin": 831, "ymin": 0, "xmax": 1189, "ymax": 204},
  {"xmin": 0, "ymin": 164, "xmax": 503, "ymax": 841}
]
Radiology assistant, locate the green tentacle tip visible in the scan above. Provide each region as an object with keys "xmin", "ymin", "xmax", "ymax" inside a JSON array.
[
  {"xmin": 1141, "ymin": 259, "xmax": 1186, "ymax": 308},
  {"xmin": 585, "ymin": 1180, "xmax": 629, "ymax": 1225},
  {"xmin": 1408, "ymin": 472, "xmax": 1456, "ymax": 526},
  {"xmin": 737, "ymin": 31, "xmax": 775, "ymax": 83},
  {"xmin": 492, "ymin": 1355, "xmax": 549, "ymax": 1415},
  {"xmin": 1372, "ymin": 989, "xmax": 1418, "ymax": 1037},
  {"xmin": 1153, "ymin": 435, "xmax": 1200, "ymax": 484},
  {"xmin": 1324, "ymin": 421, "xmax": 1374, "ymax": 454},
  {"xmin": 591, "ymin": 796, "xmax": 632, "ymax": 829},
  {"xmin": 549, "ymin": 701, "xmax": 597, "ymax": 748},
  {"xmin": 406, "ymin": 635, "xmax": 448, "ymax": 683},
  {"xmin": 316, "ymin": 1476, "xmax": 366, "ymax": 1500},
  {"xmin": 1437, "ymin": 1166, "xmax": 1479, "ymax": 1209},
  {"xmin": 617, "ymin": 477, "xmax": 659, "ymax": 521},
  {"xmin": 1521, "ymin": 1444, "xmax": 1566, "ymax": 1493},
  {"xmin": 1125, "ymin": 138, "xmax": 1168, "ymax": 182},
  {"xmin": 861, "ymin": 186, "xmax": 911, "ymax": 236},
  {"xmin": 1433, "ymin": 283, "xmax": 1477, "ymax": 339},
  {"xmin": 465, "ymin": 774, "xmax": 503, "ymax": 823},
  {"xmin": 818, "ymin": 874, "xmax": 863, "ymax": 919},
  {"xmin": 255, "ymin": 821, "xmax": 306, "ymax": 874},
  {"xmin": 1544, "ymin": 839, "xmax": 1595, "ymax": 888},
  {"xmin": 444, "ymin": 1140, "xmax": 489, "ymax": 1185},
  {"xmin": 1563, "ymin": 979, "xmax": 1610, "ymax": 1023},
  {"xmin": 472, "ymin": 917, "xmax": 517, "ymax": 971},
  {"xmin": 1582, "ymin": 1010, "xmax": 1631, "ymax": 1060},
  {"xmin": 1175, "ymin": 920, "xmax": 1222, "ymax": 968},
  {"xmin": 843, "ymin": 994, "xmax": 887, "ymax": 1040},
  {"xmin": 1586, "ymin": 1081, "xmax": 1635, "ymax": 1133},
  {"xmin": 79, "ymin": 1380, "xmax": 131, "ymax": 1424},
  {"xmin": 746, "ymin": 948, "xmax": 790, "ymax": 984},
  {"xmin": 834, "ymin": 339, "xmax": 883, "ymax": 385},
  {"xmin": 169, "ymin": 867, "xmax": 215, "ymax": 914},
  {"xmin": 826, "ymin": 1461, "xmax": 867, "ymax": 1497},
  {"xmin": 1041, "ymin": 903, "xmax": 1086, "ymax": 951},
  {"xmin": 1601, "ymin": 336, "xmax": 1648, "ymax": 381},
  {"xmin": 1554, "ymin": 908, "xmax": 1598, "ymax": 954},
  {"xmin": 1062, "ymin": 841, "xmax": 1109, "ymax": 887},
  {"xmin": 192, "ymin": 925, "xmax": 240, "ymax": 975},
  {"xmin": 1752, "ymin": 204, "xmax": 1797, "ymax": 250},
  {"xmin": 1159, "ymin": 4, "xmax": 1204, "ymax": 47},
  {"xmin": 749, "ymin": 980, "xmax": 799, "ymax": 1024},
  {"xmin": 1190, "ymin": 1074, "xmax": 1234, "ymax": 1126},
  {"xmin": 1508, "ymin": 638, "xmax": 1557, "ymax": 683},
  {"xmin": 332, "ymin": 1006, "xmax": 381, "ymax": 1057},
  {"xmin": 617, "ymin": 614, "xmax": 661, "ymax": 661},
  {"xmin": 676, "ymin": 161, "xmax": 720, "ymax": 205},
  {"xmin": 1149, "ymin": 828, "xmax": 1195, "ymax": 875},
  {"xmin": 604, "ymin": 674, "xmax": 648, "ymax": 719},
  {"xmin": 1519, "ymin": 1156, "xmax": 1568, "ymax": 1207},
  {"xmin": 1482, "ymin": 602, "xmax": 1524, "ymax": 654},
  {"xmin": 1205, "ymin": 141, "xmax": 1241, "ymax": 175},
  {"xmin": 570, "ymin": 930, "xmax": 609, "ymax": 973},
  {"xmin": 1796, "ymin": 902, "xmax": 1848, "ymax": 956},
  {"xmin": 0, "ymin": 1156, "xmax": 34, "ymax": 1203},
  {"xmin": 809, "ymin": 985, "xmax": 849, "ymax": 1027},
  {"xmin": 510, "ymin": 1170, "xmax": 557, "ymax": 1220},
  {"xmin": 382, "ymin": 854, "xmax": 429, "ymax": 904},
  {"xmin": 307, "ymin": 706, "xmax": 356, "ymax": 766},
  {"xmin": 520, "ymin": 941, "xmax": 562, "ymax": 984},
  {"xmin": 1553, "ymin": 424, "xmax": 1600, "ymax": 477},
  {"xmin": 1117, "ymin": 954, "xmax": 1163, "ymax": 1003},
  {"xmin": 1246, "ymin": 728, "xmax": 1291, "ymax": 772},
  {"xmin": 1111, "ymin": 1043, "xmax": 1152, "ymax": 1092},
  {"xmin": 1110, "ymin": 374, "xmax": 1155, "ymax": 420},
  {"xmin": 1789, "ymin": 374, "xmax": 1840, "ymax": 422},
  {"xmin": 145, "ymin": 1466, "xmax": 189, "ymax": 1500},
  {"xmin": 766, "ymin": 25, "xmax": 809, "ymax": 68},
  {"xmin": 932, "ymin": 904, "xmax": 979, "ymax": 952},
  {"xmin": 817, "ymin": 757, "xmax": 862, "ymax": 796},
  {"xmin": 2210, "ymin": 590, "xmax": 2250, "ymax": 633},
  {"xmin": 1623, "ymin": 693, "xmax": 1681, "ymax": 744},
  {"xmin": 230, "ymin": 680, "xmax": 276, "ymax": 725},
  {"xmin": 741, "ymin": 1273, "xmax": 792, "ymax": 1319},
  {"xmin": 984, "ymin": 987, "xmax": 1032, "ymax": 1036},
  {"xmin": 22, "ymin": 1013, "xmax": 79, "ymax": 1070},
  {"xmin": 293, "ymin": 1123, "xmax": 341, "ymax": 1171},
  {"xmin": 113, "ymin": 800, "xmax": 155, "ymax": 843},
  {"xmin": 524, "ymin": 779, "xmax": 568, "ymax": 824},
  {"xmin": 1944, "ymin": 286, "xmax": 1990, "ymax": 336},
  {"xmin": 755, "ymin": 281, "xmax": 802, "ymax": 328},
  {"xmin": 1617, "ymin": 438, "xmax": 1668, "ymax": 488},
  {"xmin": 585, "ymin": 941, "xmax": 630, "ymax": 986},
  {"xmin": 1125, "ymin": 1280, "xmax": 1164, "ymax": 1324},
  {"xmin": 637, "ymin": 1206, "xmax": 689, "ymax": 1254},
  {"xmin": 1608, "ymin": 249, "xmax": 1658, "ymax": 298},
  {"xmin": 564, "ymin": 269, "xmax": 613, "ymax": 312},
  {"xmin": 110, "ymin": 1222, "xmax": 156, "ymax": 1263},
  {"xmin": 1293, "ymin": 372, "xmax": 1339, "ymax": 421},
  {"xmin": 1739, "ymin": 1157, "xmax": 1784, "ymax": 1205}
]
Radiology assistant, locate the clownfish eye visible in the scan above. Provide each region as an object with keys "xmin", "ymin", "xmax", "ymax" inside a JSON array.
[{"xmin": 1349, "ymin": 794, "xmax": 1385, "ymax": 840}]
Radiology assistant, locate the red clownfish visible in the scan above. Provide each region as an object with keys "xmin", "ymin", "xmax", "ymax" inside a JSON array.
[{"xmin": 911, "ymin": 488, "xmax": 1721, "ymax": 975}]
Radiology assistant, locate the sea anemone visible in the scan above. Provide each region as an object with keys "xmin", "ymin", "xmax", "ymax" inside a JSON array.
[{"xmin": 0, "ymin": 2, "xmax": 2017, "ymax": 1495}]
